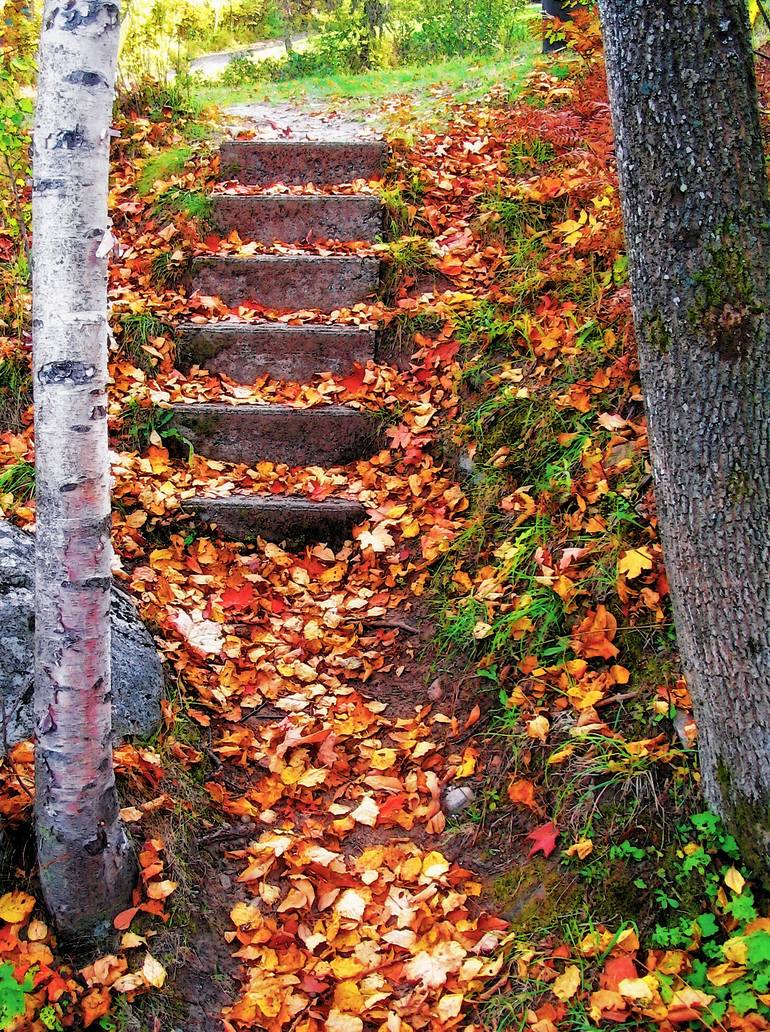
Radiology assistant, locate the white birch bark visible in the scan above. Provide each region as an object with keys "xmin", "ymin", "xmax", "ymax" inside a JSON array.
[{"xmin": 33, "ymin": 0, "xmax": 135, "ymax": 939}]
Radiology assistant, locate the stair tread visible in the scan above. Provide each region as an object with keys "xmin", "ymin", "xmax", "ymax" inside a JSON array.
[
  {"xmin": 177, "ymin": 321, "xmax": 375, "ymax": 334},
  {"xmin": 220, "ymin": 139, "xmax": 387, "ymax": 187},
  {"xmin": 184, "ymin": 492, "xmax": 366, "ymax": 546},
  {"xmin": 191, "ymin": 255, "xmax": 380, "ymax": 313},
  {"xmin": 169, "ymin": 402, "xmax": 365, "ymax": 414},
  {"xmin": 168, "ymin": 402, "xmax": 376, "ymax": 467}
]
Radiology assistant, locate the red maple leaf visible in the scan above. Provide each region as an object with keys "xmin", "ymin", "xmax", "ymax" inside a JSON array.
[
  {"xmin": 526, "ymin": 821, "xmax": 559, "ymax": 857},
  {"xmin": 221, "ymin": 582, "xmax": 254, "ymax": 609}
]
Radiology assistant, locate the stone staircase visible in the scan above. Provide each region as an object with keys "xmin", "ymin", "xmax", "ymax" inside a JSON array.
[{"xmin": 171, "ymin": 136, "xmax": 387, "ymax": 547}]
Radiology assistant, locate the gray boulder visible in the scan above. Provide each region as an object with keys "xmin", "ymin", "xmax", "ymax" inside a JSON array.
[{"xmin": 0, "ymin": 519, "xmax": 163, "ymax": 748}]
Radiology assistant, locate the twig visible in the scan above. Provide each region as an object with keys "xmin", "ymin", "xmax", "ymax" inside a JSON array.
[
  {"xmin": 196, "ymin": 822, "xmax": 258, "ymax": 847},
  {"xmin": 594, "ymin": 689, "xmax": 639, "ymax": 710}
]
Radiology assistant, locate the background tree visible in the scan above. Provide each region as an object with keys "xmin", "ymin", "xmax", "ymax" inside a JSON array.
[
  {"xmin": 597, "ymin": 0, "xmax": 770, "ymax": 871},
  {"xmin": 33, "ymin": 0, "xmax": 135, "ymax": 937}
]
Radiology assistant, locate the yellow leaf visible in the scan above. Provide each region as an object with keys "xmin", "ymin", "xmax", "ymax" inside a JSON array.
[
  {"xmin": 422, "ymin": 851, "xmax": 450, "ymax": 879},
  {"xmin": 436, "ymin": 994, "xmax": 464, "ymax": 1020},
  {"xmin": 369, "ymin": 748, "xmax": 397, "ymax": 770},
  {"xmin": 526, "ymin": 715, "xmax": 550, "ymax": 742},
  {"xmin": 723, "ymin": 937, "xmax": 748, "ymax": 965},
  {"xmin": 725, "ymin": 867, "xmax": 745, "ymax": 894},
  {"xmin": 552, "ymin": 965, "xmax": 581, "ymax": 1001},
  {"xmin": 617, "ymin": 547, "xmax": 653, "ymax": 580},
  {"xmin": 0, "ymin": 891, "xmax": 35, "ymax": 924},
  {"xmin": 564, "ymin": 839, "xmax": 593, "ymax": 860},
  {"xmin": 142, "ymin": 953, "xmax": 167, "ymax": 988},
  {"xmin": 707, "ymin": 962, "xmax": 746, "ymax": 987},
  {"xmin": 618, "ymin": 977, "xmax": 654, "ymax": 1003},
  {"xmin": 325, "ymin": 1012, "xmax": 363, "ymax": 1032}
]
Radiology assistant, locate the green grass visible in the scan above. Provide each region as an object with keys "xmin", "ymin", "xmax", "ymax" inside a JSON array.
[
  {"xmin": 0, "ymin": 459, "xmax": 35, "ymax": 502},
  {"xmin": 194, "ymin": 41, "xmax": 540, "ymax": 124},
  {"xmin": 137, "ymin": 146, "xmax": 194, "ymax": 196}
]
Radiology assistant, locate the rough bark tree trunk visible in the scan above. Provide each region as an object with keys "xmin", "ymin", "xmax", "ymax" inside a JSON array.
[
  {"xmin": 33, "ymin": 0, "xmax": 135, "ymax": 938},
  {"xmin": 597, "ymin": 0, "xmax": 770, "ymax": 871}
]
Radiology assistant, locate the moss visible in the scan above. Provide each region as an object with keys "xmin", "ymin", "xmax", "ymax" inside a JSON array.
[
  {"xmin": 727, "ymin": 466, "xmax": 755, "ymax": 503},
  {"xmin": 715, "ymin": 758, "xmax": 770, "ymax": 884},
  {"xmin": 687, "ymin": 226, "xmax": 764, "ymax": 360},
  {"xmin": 491, "ymin": 859, "xmax": 581, "ymax": 935},
  {"xmin": 642, "ymin": 310, "xmax": 671, "ymax": 355}
]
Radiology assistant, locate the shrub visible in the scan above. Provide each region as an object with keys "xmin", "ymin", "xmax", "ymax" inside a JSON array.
[{"xmin": 396, "ymin": 0, "xmax": 526, "ymax": 62}]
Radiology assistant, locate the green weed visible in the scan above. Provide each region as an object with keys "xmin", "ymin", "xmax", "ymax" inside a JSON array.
[
  {"xmin": 0, "ymin": 458, "xmax": 35, "ymax": 502},
  {"xmin": 0, "ymin": 351, "xmax": 32, "ymax": 432},
  {"xmin": 119, "ymin": 312, "xmax": 174, "ymax": 372},
  {"xmin": 152, "ymin": 187, "xmax": 213, "ymax": 227},
  {"xmin": 137, "ymin": 146, "xmax": 193, "ymax": 197}
]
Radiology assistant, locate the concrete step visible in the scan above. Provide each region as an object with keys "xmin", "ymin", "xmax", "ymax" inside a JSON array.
[
  {"xmin": 177, "ymin": 322, "xmax": 375, "ymax": 382},
  {"xmin": 168, "ymin": 402, "xmax": 376, "ymax": 467},
  {"xmin": 212, "ymin": 194, "xmax": 383, "ymax": 243},
  {"xmin": 184, "ymin": 494, "xmax": 366, "ymax": 546},
  {"xmin": 220, "ymin": 140, "xmax": 387, "ymax": 187},
  {"xmin": 192, "ymin": 255, "xmax": 380, "ymax": 312}
]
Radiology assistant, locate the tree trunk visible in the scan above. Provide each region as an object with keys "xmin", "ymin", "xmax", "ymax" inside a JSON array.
[
  {"xmin": 33, "ymin": 0, "xmax": 135, "ymax": 938},
  {"xmin": 281, "ymin": 0, "xmax": 294, "ymax": 55},
  {"xmin": 597, "ymin": 0, "xmax": 770, "ymax": 872}
]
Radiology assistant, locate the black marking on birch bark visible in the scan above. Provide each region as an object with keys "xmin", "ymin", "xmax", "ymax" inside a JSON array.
[
  {"xmin": 91, "ymin": 405, "xmax": 107, "ymax": 420},
  {"xmin": 49, "ymin": 126, "xmax": 86, "ymax": 151},
  {"xmin": 38, "ymin": 361, "xmax": 95, "ymax": 385},
  {"xmin": 65, "ymin": 70, "xmax": 107, "ymax": 87},
  {"xmin": 46, "ymin": 1, "xmax": 120, "ymax": 31},
  {"xmin": 59, "ymin": 482, "xmax": 81, "ymax": 493},
  {"xmin": 70, "ymin": 425, "xmax": 92, "ymax": 433},
  {"xmin": 60, "ymin": 576, "xmax": 111, "ymax": 591},
  {"xmin": 32, "ymin": 180, "xmax": 67, "ymax": 196}
]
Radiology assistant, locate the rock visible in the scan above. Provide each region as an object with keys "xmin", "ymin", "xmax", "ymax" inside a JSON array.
[
  {"xmin": 0, "ymin": 520, "xmax": 163, "ymax": 749},
  {"xmin": 442, "ymin": 785, "xmax": 477, "ymax": 815}
]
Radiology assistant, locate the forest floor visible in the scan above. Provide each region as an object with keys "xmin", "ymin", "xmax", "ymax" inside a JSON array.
[{"xmin": 1, "ymin": 17, "xmax": 770, "ymax": 1032}]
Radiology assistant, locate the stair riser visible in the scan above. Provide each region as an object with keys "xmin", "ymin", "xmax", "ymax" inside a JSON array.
[
  {"xmin": 185, "ymin": 497, "xmax": 366, "ymax": 546},
  {"xmin": 220, "ymin": 140, "xmax": 387, "ymax": 186},
  {"xmin": 192, "ymin": 257, "xmax": 380, "ymax": 313},
  {"xmin": 212, "ymin": 195, "xmax": 383, "ymax": 244},
  {"xmin": 178, "ymin": 326, "xmax": 375, "ymax": 382},
  {"xmin": 169, "ymin": 405, "xmax": 376, "ymax": 467}
]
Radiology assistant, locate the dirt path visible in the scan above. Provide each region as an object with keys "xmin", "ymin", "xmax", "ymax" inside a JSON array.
[
  {"xmin": 223, "ymin": 98, "xmax": 384, "ymax": 142},
  {"xmin": 190, "ymin": 35, "xmax": 310, "ymax": 79}
]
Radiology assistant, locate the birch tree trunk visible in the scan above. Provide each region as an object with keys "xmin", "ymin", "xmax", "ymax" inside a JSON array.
[
  {"xmin": 597, "ymin": 0, "xmax": 770, "ymax": 872},
  {"xmin": 33, "ymin": 0, "xmax": 135, "ymax": 938}
]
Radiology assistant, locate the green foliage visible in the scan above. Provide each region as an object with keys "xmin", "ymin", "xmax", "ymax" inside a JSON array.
[
  {"xmin": 314, "ymin": 0, "xmax": 377, "ymax": 72},
  {"xmin": 120, "ymin": 399, "xmax": 193, "ymax": 458},
  {"xmin": 115, "ymin": 74, "xmax": 202, "ymax": 123},
  {"xmin": 119, "ymin": 312, "xmax": 175, "ymax": 373},
  {"xmin": 0, "ymin": 458, "xmax": 35, "ymax": 503},
  {"xmin": 0, "ymin": 349, "xmax": 31, "ymax": 432},
  {"xmin": 507, "ymin": 136, "xmax": 556, "ymax": 176},
  {"xmin": 137, "ymin": 146, "xmax": 194, "ymax": 196},
  {"xmin": 0, "ymin": 962, "xmax": 34, "ymax": 1029},
  {"xmin": 152, "ymin": 187, "xmax": 213, "ymax": 226},
  {"xmin": 395, "ymin": 0, "xmax": 527, "ymax": 62},
  {"xmin": 150, "ymin": 250, "xmax": 195, "ymax": 289}
]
